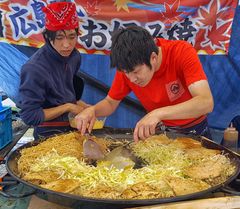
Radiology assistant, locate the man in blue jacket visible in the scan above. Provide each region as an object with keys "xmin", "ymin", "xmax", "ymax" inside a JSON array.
[{"xmin": 18, "ymin": 1, "xmax": 88, "ymax": 139}]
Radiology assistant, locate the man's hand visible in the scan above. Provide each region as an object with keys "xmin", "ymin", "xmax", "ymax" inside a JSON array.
[
  {"xmin": 43, "ymin": 102, "xmax": 90, "ymax": 122},
  {"xmin": 68, "ymin": 103, "xmax": 86, "ymax": 115},
  {"xmin": 77, "ymin": 100, "xmax": 91, "ymax": 108},
  {"xmin": 75, "ymin": 106, "xmax": 96, "ymax": 135},
  {"xmin": 133, "ymin": 110, "xmax": 160, "ymax": 142},
  {"xmin": 68, "ymin": 100, "xmax": 91, "ymax": 115}
]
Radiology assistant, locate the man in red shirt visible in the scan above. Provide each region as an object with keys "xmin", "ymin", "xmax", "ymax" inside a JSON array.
[{"xmin": 76, "ymin": 26, "xmax": 214, "ymax": 142}]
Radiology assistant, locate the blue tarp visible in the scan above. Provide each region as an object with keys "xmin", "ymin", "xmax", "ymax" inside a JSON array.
[
  {"xmin": 199, "ymin": 5, "xmax": 240, "ymax": 129},
  {"xmin": 0, "ymin": 43, "xmax": 28, "ymax": 102},
  {"xmin": 0, "ymin": 6, "xmax": 240, "ymax": 130}
]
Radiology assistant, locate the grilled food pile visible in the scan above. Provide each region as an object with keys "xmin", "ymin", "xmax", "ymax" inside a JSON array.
[{"xmin": 17, "ymin": 132, "xmax": 236, "ymax": 199}]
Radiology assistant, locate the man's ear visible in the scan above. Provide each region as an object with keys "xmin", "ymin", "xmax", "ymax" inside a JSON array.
[{"xmin": 150, "ymin": 52, "xmax": 158, "ymax": 65}]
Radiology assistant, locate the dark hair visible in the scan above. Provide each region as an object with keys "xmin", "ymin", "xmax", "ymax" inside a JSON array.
[
  {"xmin": 42, "ymin": 28, "xmax": 78, "ymax": 43},
  {"xmin": 110, "ymin": 26, "xmax": 159, "ymax": 72}
]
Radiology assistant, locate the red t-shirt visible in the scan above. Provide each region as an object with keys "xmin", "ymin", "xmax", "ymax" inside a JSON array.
[{"xmin": 108, "ymin": 39, "xmax": 207, "ymax": 126}]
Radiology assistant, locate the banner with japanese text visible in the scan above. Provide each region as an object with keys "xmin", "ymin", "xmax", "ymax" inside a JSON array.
[{"xmin": 0, "ymin": 0, "xmax": 238, "ymax": 55}]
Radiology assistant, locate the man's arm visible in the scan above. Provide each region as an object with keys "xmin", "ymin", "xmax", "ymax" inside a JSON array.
[
  {"xmin": 156, "ymin": 80, "xmax": 213, "ymax": 120},
  {"xmin": 76, "ymin": 96, "xmax": 121, "ymax": 134},
  {"xmin": 134, "ymin": 80, "xmax": 214, "ymax": 141},
  {"xmin": 94, "ymin": 96, "xmax": 121, "ymax": 117},
  {"xmin": 43, "ymin": 101, "xmax": 89, "ymax": 121}
]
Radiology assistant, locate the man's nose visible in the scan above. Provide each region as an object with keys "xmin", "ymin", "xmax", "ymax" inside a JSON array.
[
  {"xmin": 62, "ymin": 38, "xmax": 71, "ymax": 48},
  {"xmin": 127, "ymin": 73, "xmax": 137, "ymax": 83}
]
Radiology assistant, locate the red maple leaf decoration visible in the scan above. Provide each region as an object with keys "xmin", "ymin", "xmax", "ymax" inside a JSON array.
[
  {"xmin": 194, "ymin": 28, "xmax": 208, "ymax": 52},
  {"xmin": 198, "ymin": 0, "xmax": 226, "ymax": 26},
  {"xmin": 206, "ymin": 21, "xmax": 231, "ymax": 48},
  {"xmin": 161, "ymin": 0, "xmax": 183, "ymax": 24},
  {"xmin": 85, "ymin": 1, "xmax": 100, "ymax": 17}
]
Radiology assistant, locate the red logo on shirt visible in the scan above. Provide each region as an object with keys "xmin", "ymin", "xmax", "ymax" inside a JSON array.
[{"xmin": 166, "ymin": 79, "xmax": 185, "ymax": 102}]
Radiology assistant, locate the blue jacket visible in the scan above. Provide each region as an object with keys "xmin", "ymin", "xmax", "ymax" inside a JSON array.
[{"xmin": 18, "ymin": 43, "xmax": 81, "ymax": 126}]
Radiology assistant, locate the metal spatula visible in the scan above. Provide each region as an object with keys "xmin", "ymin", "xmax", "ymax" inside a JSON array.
[
  {"xmin": 83, "ymin": 137, "xmax": 105, "ymax": 160},
  {"xmin": 103, "ymin": 142, "xmax": 133, "ymax": 160},
  {"xmin": 100, "ymin": 142, "xmax": 146, "ymax": 169}
]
